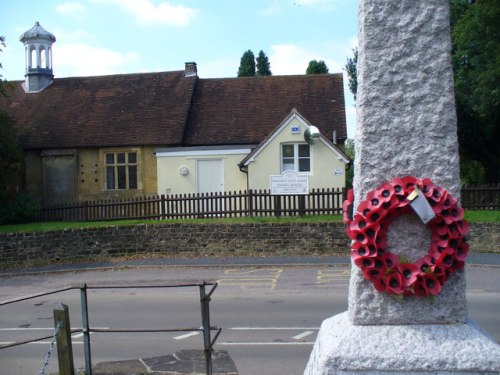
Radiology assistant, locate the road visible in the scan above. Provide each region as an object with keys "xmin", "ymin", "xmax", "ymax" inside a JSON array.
[{"xmin": 0, "ymin": 264, "xmax": 499, "ymax": 375}]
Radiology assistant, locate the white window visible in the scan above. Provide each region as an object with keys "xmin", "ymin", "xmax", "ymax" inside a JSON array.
[{"xmin": 281, "ymin": 143, "xmax": 311, "ymax": 173}]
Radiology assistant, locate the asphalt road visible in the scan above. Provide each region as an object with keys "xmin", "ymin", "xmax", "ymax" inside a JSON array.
[{"xmin": 0, "ymin": 262, "xmax": 499, "ymax": 375}]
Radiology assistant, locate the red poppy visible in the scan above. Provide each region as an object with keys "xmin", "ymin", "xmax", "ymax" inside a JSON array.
[
  {"xmin": 421, "ymin": 274, "xmax": 442, "ymax": 296},
  {"xmin": 386, "ymin": 272, "xmax": 404, "ymax": 295},
  {"xmin": 397, "ymin": 263, "xmax": 419, "ymax": 287}
]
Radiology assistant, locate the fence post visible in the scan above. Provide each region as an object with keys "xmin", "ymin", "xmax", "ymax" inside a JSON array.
[
  {"xmin": 248, "ymin": 189, "xmax": 254, "ymax": 217},
  {"xmin": 161, "ymin": 194, "xmax": 166, "ymax": 220},
  {"xmin": 53, "ymin": 303, "xmax": 75, "ymax": 375}
]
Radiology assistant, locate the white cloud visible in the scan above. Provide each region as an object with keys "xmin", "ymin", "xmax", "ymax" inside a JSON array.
[
  {"xmin": 92, "ymin": 0, "xmax": 198, "ymax": 26},
  {"xmin": 293, "ymin": 0, "xmax": 344, "ymax": 11},
  {"xmin": 56, "ymin": 2, "xmax": 88, "ymax": 20},
  {"xmin": 53, "ymin": 43, "xmax": 139, "ymax": 77},
  {"xmin": 269, "ymin": 44, "xmax": 342, "ymax": 75}
]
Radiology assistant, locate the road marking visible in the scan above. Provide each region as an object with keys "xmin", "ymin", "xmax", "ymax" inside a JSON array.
[
  {"xmin": 316, "ymin": 269, "xmax": 350, "ymax": 286},
  {"xmin": 217, "ymin": 268, "xmax": 283, "ymax": 290},
  {"xmin": 292, "ymin": 331, "xmax": 314, "ymax": 340},
  {"xmin": 229, "ymin": 327, "xmax": 319, "ymax": 331},
  {"xmin": 0, "ymin": 341, "xmax": 84, "ymax": 345},
  {"xmin": 0, "ymin": 327, "xmax": 109, "ymax": 331},
  {"xmin": 173, "ymin": 331, "xmax": 200, "ymax": 340},
  {"xmin": 218, "ymin": 342, "xmax": 314, "ymax": 346}
]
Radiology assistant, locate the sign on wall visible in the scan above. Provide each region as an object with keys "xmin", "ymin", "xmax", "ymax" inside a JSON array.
[{"xmin": 270, "ymin": 170, "xmax": 309, "ymax": 195}]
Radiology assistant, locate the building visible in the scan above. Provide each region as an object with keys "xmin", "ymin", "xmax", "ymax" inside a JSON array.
[{"xmin": 0, "ymin": 22, "xmax": 349, "ymax": 207}]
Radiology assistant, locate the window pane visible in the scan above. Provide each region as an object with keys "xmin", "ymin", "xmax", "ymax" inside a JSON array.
[
  {"xmin": 106, "ymin": 154, "xmax": 114, "ymax": 164},
  {"xmin": 117, "ymin": 153, "xmax": 126, "ymax": 164},
  {"xmin": 117, "ymin": 166, "xmax": 126, "ymax": 189},
  {"xmin": 299, "ymin": 158, "xmax": 310, "ymax": 172},
  {"xmin": 298, "ymin": 144, "xmax": 310, "ymax": 157},
  {"xmin": 129, "ymin": 165, "xmax": 137, "ymax": 189},
  {"xmin": 282, "ymin": 144, "xmax": 294, "ymax": 158},
  {"xmin": 282, "ymin": 159, "xmax": 295, "ymax": 172},
  {"xmin": 106, "ymin": 166, "xmax": 115, "ymax": 189},
  {"xmin": 128, "ymin": 152, "xmax": 137, "ymax": 164}
]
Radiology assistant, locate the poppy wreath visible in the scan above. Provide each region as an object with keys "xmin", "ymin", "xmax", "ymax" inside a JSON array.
[{"xmin": 343, "ymin": 176, "xmax": 469, "ymax": 298}]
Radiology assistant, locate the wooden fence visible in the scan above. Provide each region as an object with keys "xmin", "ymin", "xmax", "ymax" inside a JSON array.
[
  {"xmin": 37, "ymin": 185, "xmax": 499, "ymax": 222},
  {"xmin": 37, "ymin": 188, "xmax": 347, "ymax": 222},
  {"xmin": 460, "ymin": 184, "xmax": 500, "ymax": 210}
]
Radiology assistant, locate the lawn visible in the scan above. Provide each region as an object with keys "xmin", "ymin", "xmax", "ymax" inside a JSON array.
[{"xmin": 0, "ymin": 211, "xmax": 498, "ymax": 234}]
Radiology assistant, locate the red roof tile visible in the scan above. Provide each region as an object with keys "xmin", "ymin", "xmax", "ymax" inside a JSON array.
[
  {"xmin": 1, "ymin": 71, "xmax": 196, "ymax": 149},
  {"xmin": 184, "ymin": 74, "xmax": 346, "ymax": 146},
  {"xmin": 0, "ymin": 71, "xmax": 347, "ymax": 150}
]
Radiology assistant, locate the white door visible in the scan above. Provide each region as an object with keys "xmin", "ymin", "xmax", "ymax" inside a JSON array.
[{"xmin": 197, "ymin": 159, "xmax": 224, "ymax": 193}]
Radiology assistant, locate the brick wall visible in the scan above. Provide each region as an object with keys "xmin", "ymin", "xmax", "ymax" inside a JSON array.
[{"xmin": 0, "ymin": 222, "xmax": 498, "ymax": 264}]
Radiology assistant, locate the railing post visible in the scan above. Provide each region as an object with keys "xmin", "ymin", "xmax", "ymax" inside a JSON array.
[
  {"xmin": 199, "ymin": 283, "xmax": 213, "ymax": 375},
  {"xmin": 80, "ymin": 284, "xmax": 93, "ymax": 375},
  {"xmin": 53, "ymin": 303, "xmax": 75, "ymax": 375}
]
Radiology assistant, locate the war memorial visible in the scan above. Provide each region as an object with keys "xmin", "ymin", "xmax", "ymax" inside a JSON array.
[{"xmin": 305, "ymin": 1, "xmax": 500, "ymax": 374}]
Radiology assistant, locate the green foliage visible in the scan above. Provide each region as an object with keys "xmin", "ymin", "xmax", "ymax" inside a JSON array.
[
  {"xmin": 345, "ymin": 48, "xmax": 358, "ymax": 101},
  {"xmin": 451, "ymin": 0, "xmax": 500, "ymax": 182},
  {"xmin": 460, "ymin": 156, "xmax": 486, "ymax": 186},
  {"xmin": 0, "ymin": 191, "xmax": 40, "ymax": 225},
  {"xmin": 0, "ymin": 112, "xmax": 40, "ymax": 224},
  {"xmin": 237, "ymin": 50, "xmax": 256, "ymax": 77},
  {"xmin": 256, "ymin": 50, "xmax": 272, "ymax": 76},
  {"xmin": 344, "ymin": 138, "xmax": 355, "ymax": 189},
  {"xmin": 306, "ymin": 60, "xmax": 329, "ymax": 74}
]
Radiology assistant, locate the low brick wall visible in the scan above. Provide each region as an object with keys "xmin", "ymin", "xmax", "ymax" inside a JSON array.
[{"xmin": 0, "ymin": 222, "xmax": 498, "ymax": 264}]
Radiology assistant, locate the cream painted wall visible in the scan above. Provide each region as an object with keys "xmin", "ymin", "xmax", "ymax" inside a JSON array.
[
  {"xmin": 156, "ymin": 113, "xmax": 347, "ymax": 195},
  {"xmin": 157, "ymin": 152, "xmax": 248, "ymax": 195},
  {"xmin": 246, "ymin": 116, "xmax": 346, "ymax": 191}
]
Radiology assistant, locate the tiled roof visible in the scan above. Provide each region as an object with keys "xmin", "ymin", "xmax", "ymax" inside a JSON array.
[
  {"xmin": 184, "ymin": 74, "xmax": 346, "ymax": 145},
  {"xmin": 1, "ymin": 71, "xmax": 196, "ymax": 149},
  {"xmin": 1, "ymin": 71, "xmax": 347, "ymax": 150}
]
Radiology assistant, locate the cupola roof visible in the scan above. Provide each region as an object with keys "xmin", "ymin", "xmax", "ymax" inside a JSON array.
[{"xmin": 20, "ymin": 22, "xmax": 56, "ymax": 43}]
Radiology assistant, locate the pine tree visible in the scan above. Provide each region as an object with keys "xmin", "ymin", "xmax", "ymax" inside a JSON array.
[
  {"xmin": 237, "ymin": 50, "xmax": 256, "ymax": 77},
  {"xmin": 256, "ymin": 50, "xmax": 272, "ymax": 76}
]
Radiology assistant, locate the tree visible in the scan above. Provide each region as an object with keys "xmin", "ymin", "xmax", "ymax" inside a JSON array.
[
  {"xmin": 0, "ymin": 37, "xmax": 39, "ymax": 223},
  {"xmin": 345, "ymin": 48, "xmax": 358, "ymax": 101},
  {"xmin": 450, "ymin": 0, "xmax": 499, "ymax": 182},
  {"xmin": 306, "ymin": 60, "xmax": 329, "ymax": 74},
  {"xmin": 237, "ymin": 50, "xmax": 256, "ymax": 77},
  {"xmin": 256, "ymin": 50, "xmax": 272, "ymax": 76},
  {"xmin": 0, "ymin": 35, "xmax": 6, "ymax": 97},
  {"xmin": 344, "ymin": 138, "xmax": 355, "ymax": 189}
]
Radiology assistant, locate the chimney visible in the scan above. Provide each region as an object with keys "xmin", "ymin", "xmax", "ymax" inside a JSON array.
[{"xmin": 184, "ymin": 62, "xmax": 197, "ymax": 77}]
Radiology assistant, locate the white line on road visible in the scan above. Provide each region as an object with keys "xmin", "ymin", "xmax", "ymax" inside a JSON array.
[
  {"xmin": 218, "ymin": 342, "xmax": 315, "ymax": 346},
  {"xmin": 0, "ymin": 327, "xmax": 109, "ymax": 331},
  {"xmin": 229, "ymin": 327, "xmax": 319, "ymax": 331},
  {"xmin": 0, "ymin": 341, "xmax": 84, "ymax": 345},
  {"xmin": 173, "ymin": 331, "xmax": 200, "ymax": 340},
  {"xmin": 292, "ymin": 330, "xmax": 314, "ymax": 340}
]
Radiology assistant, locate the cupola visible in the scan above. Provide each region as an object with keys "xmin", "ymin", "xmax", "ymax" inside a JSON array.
[{"xmin": 20, "ymin": 22, "xmax": 56, "ymax": 93}]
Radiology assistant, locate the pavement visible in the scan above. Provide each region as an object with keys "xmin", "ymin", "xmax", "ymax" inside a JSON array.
[{"xmin": 1, "ymin": 252, "xmax": 499, "ymax": 277}]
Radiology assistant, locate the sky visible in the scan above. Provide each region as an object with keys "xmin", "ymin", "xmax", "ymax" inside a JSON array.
[{"xmin": 1, "ymin": 0, "xmax": 358, "ymax": 138}]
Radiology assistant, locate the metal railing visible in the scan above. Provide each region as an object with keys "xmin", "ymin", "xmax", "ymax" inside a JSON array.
[{"xmin": 0, "ymin": 281, "xmax": 221, "ymax": 375}]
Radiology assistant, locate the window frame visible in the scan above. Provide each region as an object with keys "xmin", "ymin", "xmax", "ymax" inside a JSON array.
[
  {"xmin": 102, "ymin": 149, "xmax": 140, "ymax": 191},
  {"xmin": 280, "ymin": 143, "xmax": 312, "ymax": 174}
]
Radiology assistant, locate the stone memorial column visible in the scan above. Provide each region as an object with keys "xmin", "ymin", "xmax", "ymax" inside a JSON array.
[{"xmin": 304, "ymin": 1, "xmax": 500, "ymax": 374}]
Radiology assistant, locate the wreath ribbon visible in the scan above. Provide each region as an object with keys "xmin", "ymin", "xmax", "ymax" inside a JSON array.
[{"xmin": 343, "ymin": 176, "xmax": 469, "ymax": 297}]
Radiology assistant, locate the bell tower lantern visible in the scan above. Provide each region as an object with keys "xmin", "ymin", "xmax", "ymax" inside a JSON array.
[{"xmin": 20, "ymin": 22, "xmax": 56, "ymax": 93}]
